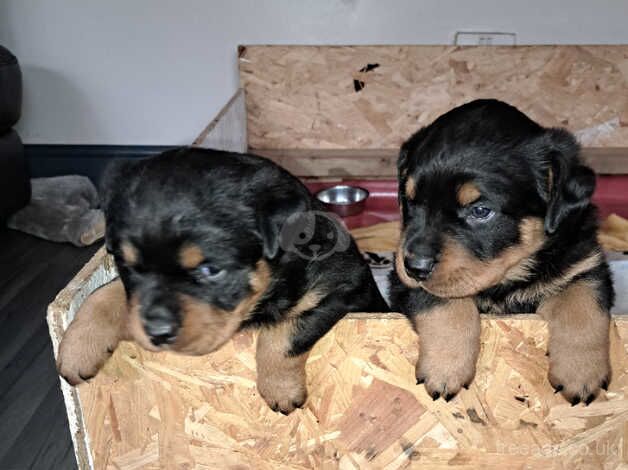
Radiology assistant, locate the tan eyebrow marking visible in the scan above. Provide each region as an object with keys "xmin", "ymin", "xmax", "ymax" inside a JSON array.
[
  {"xmin": 120, "ymin": 241, "xmax": 138, "ymax": 266},
  {"xmin": 405, "ymin": 176, "xmax": 416, "ymax": 199},
  {"xmin": 457, "ymin": 182, "xmax": 481, "ymax": 206},
  {"xmin": 179, "ymin": 243, "xmax": 204, "ymax": 269}
]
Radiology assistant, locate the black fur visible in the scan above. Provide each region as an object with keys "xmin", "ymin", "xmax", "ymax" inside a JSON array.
[{"xmin": 102, "ymin": 147, "xmax": 388, "ymax": 356}]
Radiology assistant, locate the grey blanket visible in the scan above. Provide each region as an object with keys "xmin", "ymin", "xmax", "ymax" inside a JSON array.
[{"xmin": 8, "ymin": 175, "xmax": 105, "ymax": 246}]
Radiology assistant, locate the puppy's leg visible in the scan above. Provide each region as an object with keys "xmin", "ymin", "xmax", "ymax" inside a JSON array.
[
  {"xmin": 539, "ymin": 280, "xmax": 610, "ymax": 405},
  {"xmin": 256, "ymin": 290, "xmax": 348, "ymax": 414},
  {"xmin": 412, "ymin": 298, "xmax": 480, "ymax": 401},
  {"xmin": 57, "ymin": 278, "xmax": 128, "ymax": 385},
  {"xmin": 256, "ymin": 320, "xmax": 308, "ymax": 415}
]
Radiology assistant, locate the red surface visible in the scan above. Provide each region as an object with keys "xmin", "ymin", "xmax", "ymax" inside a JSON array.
[
  {"xmin": 306, "ymin": 180, "xmax": 399, "ymax": 229},
  {"xmin": 593, "ymin": 175, "xmax": 628, "ymax": 220},
  {"xmin": 305, "ymin": 176, "xmax": 628, "ymax": 229}
]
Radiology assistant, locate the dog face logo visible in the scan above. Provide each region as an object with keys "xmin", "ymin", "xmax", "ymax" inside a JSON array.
[{"xmin": 278, "ymin": 211, "xmax": 351, "ymax": 261}]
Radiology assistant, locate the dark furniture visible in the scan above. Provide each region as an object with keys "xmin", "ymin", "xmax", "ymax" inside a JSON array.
[{"xmin": 0, "ymin": 45, "xmax": 30, "ymax": 221}]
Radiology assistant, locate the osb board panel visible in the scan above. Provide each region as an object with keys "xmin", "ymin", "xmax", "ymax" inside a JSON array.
[
  {"xmin": 239, "ymin": 46, "xmax": 628, "ymax": 150},
  {"xmin": 76, "ymin": 316, "xmax": 628, "ymax": 469},
  {"xmin": 47, "ymin": 246, "xmax": 117, "ymax": 470},
  {"xmin": 254, "ymin": 148, "xmax": 628, "ymax": 177}
]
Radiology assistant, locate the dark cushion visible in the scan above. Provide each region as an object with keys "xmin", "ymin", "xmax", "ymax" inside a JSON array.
[
  {"xmin": 0, "ymin": 45, "xmax": 22, "ymax": 133},
  {"xmin": 0, "ymin": 130, "xmax": 30, "ymax": 220}
]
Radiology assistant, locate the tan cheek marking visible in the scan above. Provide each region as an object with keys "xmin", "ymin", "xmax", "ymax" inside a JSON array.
[
  {"xmin": 120, "ymin": 241, "xmax": 138, "ymax": 266},
  {"xmin": 422, "ymin": 217, "xmax": 545, "ymax": 297},
  {"xmin": 457, "ymin": 182, "xmax": 481, "ymax": 206},
  {"xmin": 127, "ymin": 294, "xmax": 161, "ymax": 352},
  {"xmin": 405, "ymin": 177, "xmax": 416, "ymax": 199},
  {"xmin": 174, "ymin": 260, "xmax": 272, "ymax": 355},
  {"xmin": 395, "ymin": 231, "xmax": 421, "ymax": 289},
  {"xmin": 179, "ymin": 243, "xmax": 204, "ymax": 269}
]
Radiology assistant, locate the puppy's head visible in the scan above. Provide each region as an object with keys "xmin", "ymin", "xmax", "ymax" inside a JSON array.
[
  {"xmin": 396, "ymin": 99, "xmax": 595, "ymax": 298},
  {"xmin": 101, "ymin": 149, "xmax": 305, "ymax": 354}
]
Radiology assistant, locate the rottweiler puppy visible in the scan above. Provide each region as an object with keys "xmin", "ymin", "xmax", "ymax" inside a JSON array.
[
  {"xmin": 57, "ymin": 148, "xmax": 388, "ymax": 414},
  {"xmin": 389, "ymin": 99, "xmax": 614, "ymax": 405}
]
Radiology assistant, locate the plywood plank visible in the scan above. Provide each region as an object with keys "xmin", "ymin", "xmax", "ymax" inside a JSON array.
[
  {"xmin": 239, "ymin": 46, "xmax": 628, "ymax": 150},
  {"xmin": 71, "ymin": 316, "xmax": 628, "ymax": 470},
  {"xmin": 254, "ymin": 148, "xmax": 628, "ymax": 177}
]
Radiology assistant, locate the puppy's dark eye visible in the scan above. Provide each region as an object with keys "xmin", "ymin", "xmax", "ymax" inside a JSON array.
[
  {"xmin": 195, "ymin": 263, "xmax": 224, "ymax": 281},
  {"xmin": 469, "ymin": 206, "xmax": 494, "ymax": 220}
]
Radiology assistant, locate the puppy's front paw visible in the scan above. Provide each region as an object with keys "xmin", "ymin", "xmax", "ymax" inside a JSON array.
[
  {"xmin": 413, "ymin": 299, "xmax": 480, "ymax": 401},
  {"xmin": 416, "ymin": 341, "xmax": 477, "ymax": 401},
  {"xmin": 548, "ymin": 343, "xmax": 610, "ymax": 406},
  {"xmin": 57, "ymin": 318, "xmax": 118, "ymax": 386},
  {"xmin": 257, "ymin": 370, "xmax": 307, "ymax": 415}
]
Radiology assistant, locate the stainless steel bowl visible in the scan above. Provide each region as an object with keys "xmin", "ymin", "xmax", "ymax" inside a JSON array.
[{"xmin": 315, "ymin": 185, "xmax": 369, "ymax": 217}]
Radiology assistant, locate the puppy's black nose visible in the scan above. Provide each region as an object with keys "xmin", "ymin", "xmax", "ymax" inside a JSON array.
[
  {"xmin": 144, "ymin": 307, "xmax": 179, "ymax": 346},
  {"xmin": 404, "ymin": 256, "xmax": 435, "ymax": 280}
]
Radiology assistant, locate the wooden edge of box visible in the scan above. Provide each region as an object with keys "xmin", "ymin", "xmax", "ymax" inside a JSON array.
[
  {"xmin": 193, "ymin": 88, "xmax": 247, "ymax": 153},
  {"xmin": 46, "ymin": 246, "xmax": 118, "ymax": 470},
  {"xmin": 253, "ymin": 148, "xmax": 628, "ymax": 178}
]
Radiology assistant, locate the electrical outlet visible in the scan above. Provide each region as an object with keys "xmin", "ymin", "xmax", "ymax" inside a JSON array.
[{"xmin": 454, "ymin": 32, "xmax": 516, "ymax": 46}]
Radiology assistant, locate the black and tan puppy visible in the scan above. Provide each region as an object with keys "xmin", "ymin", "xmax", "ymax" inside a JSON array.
[
  {"xmin": 57, "ymin": 148, "xmax": 387, "ymax": 414},
  {"xmin": 389, "ymin": 99, "xmax": 614, "ymax": 405}
]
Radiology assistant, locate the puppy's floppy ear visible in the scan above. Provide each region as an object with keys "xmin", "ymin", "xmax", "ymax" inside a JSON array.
[
  {"xmin": 99, "ymin": 159, "xmax": 137, "ymax": 212},
  {"xmin": 256, "ymin": 193, "xmax": 308, "ymax": 260},
  {"xmin": 398, "ymin": 126, "xmax": 428, "ymax": 202},
  {"xmin": 398, "ymin": 142, "xmax": 410, "ymax": 177},
  {"xmin": 541, "ymin": 129, "xmax": 596, "ymax": 235},
  {"xmin": 398, "ymin": 126, "xmax": 428, "ymax": 178},
  {"xmin": 100, "ymin": 159, "xmax": 138, "ymax": 252}
]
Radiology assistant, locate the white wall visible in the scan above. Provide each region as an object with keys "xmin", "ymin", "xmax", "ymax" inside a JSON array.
[{"xmin": 1, "ymin": 0, "xmax": 628, "ymax": 145}]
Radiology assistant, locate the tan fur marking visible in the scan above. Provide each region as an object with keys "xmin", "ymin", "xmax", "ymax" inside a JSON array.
[
  {"xmin": 256, "ymin": 320, "xmax": 309, "ymax": 414},
  {"xmin": 419, "ymin": 217, "xmax": 546, "ymax": 297},
  {"xmin": 457, "ymin": 182, "xmax": 481, "ymax": 206},
  {"xmin": 405, "ymin": 177, "xmax": 416, "ymax": 199},
  {"xmin": 179, "ymin": 243, "xmax": 205, "ymax": 269},
  {"xmin": 57, "ymin": 279, "xmax": 129, "ymax": 384},
  {"xmin": 127, "ymin": 293, "xmax": 161, "ymax": 352},
  {"xmin": 502, "ymin": 255, "xmax": 538, "ymax": 283},
  {"xmin": 120, "ymin": 241, "xmax": 138, "ymax": 266},
  {"xmin": 127, "ymin": 260, "xmax": 272, "ymax": 355},
  {"xmin": 174, "ymin": 260, "xmax": 271, "ymax": 355},
  {"xmin": 538, "ymin": 280, "xmax": 610, "ymax": 403},
  {"xmin": 505, "ymin": 250, "xmax": 603, "ymax": 306},
  {"xmin": 287, "ymin": 290, "xmax": 323, "ymax": 319},
  {"xmin": 413, "ymin": 298, "xmax": 480, "ymax": 398},
  {"xmin": 395, "ymin": 231, "xmax": 421, "ymax": 288}
]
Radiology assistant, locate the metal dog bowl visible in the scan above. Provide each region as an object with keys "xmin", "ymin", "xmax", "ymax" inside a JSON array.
[{"xmin": 316, "ymin": 185, "xmax": 369, "ymax": 217}]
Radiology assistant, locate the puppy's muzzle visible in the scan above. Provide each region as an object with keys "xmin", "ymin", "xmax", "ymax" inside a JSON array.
[
  {"xmin": 143, "ymin": 305, "xmax": 180, "ymax": 346},
  {"xmin": 404, "ymin": 255, "xmax": 436, "ymax": 280}
]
